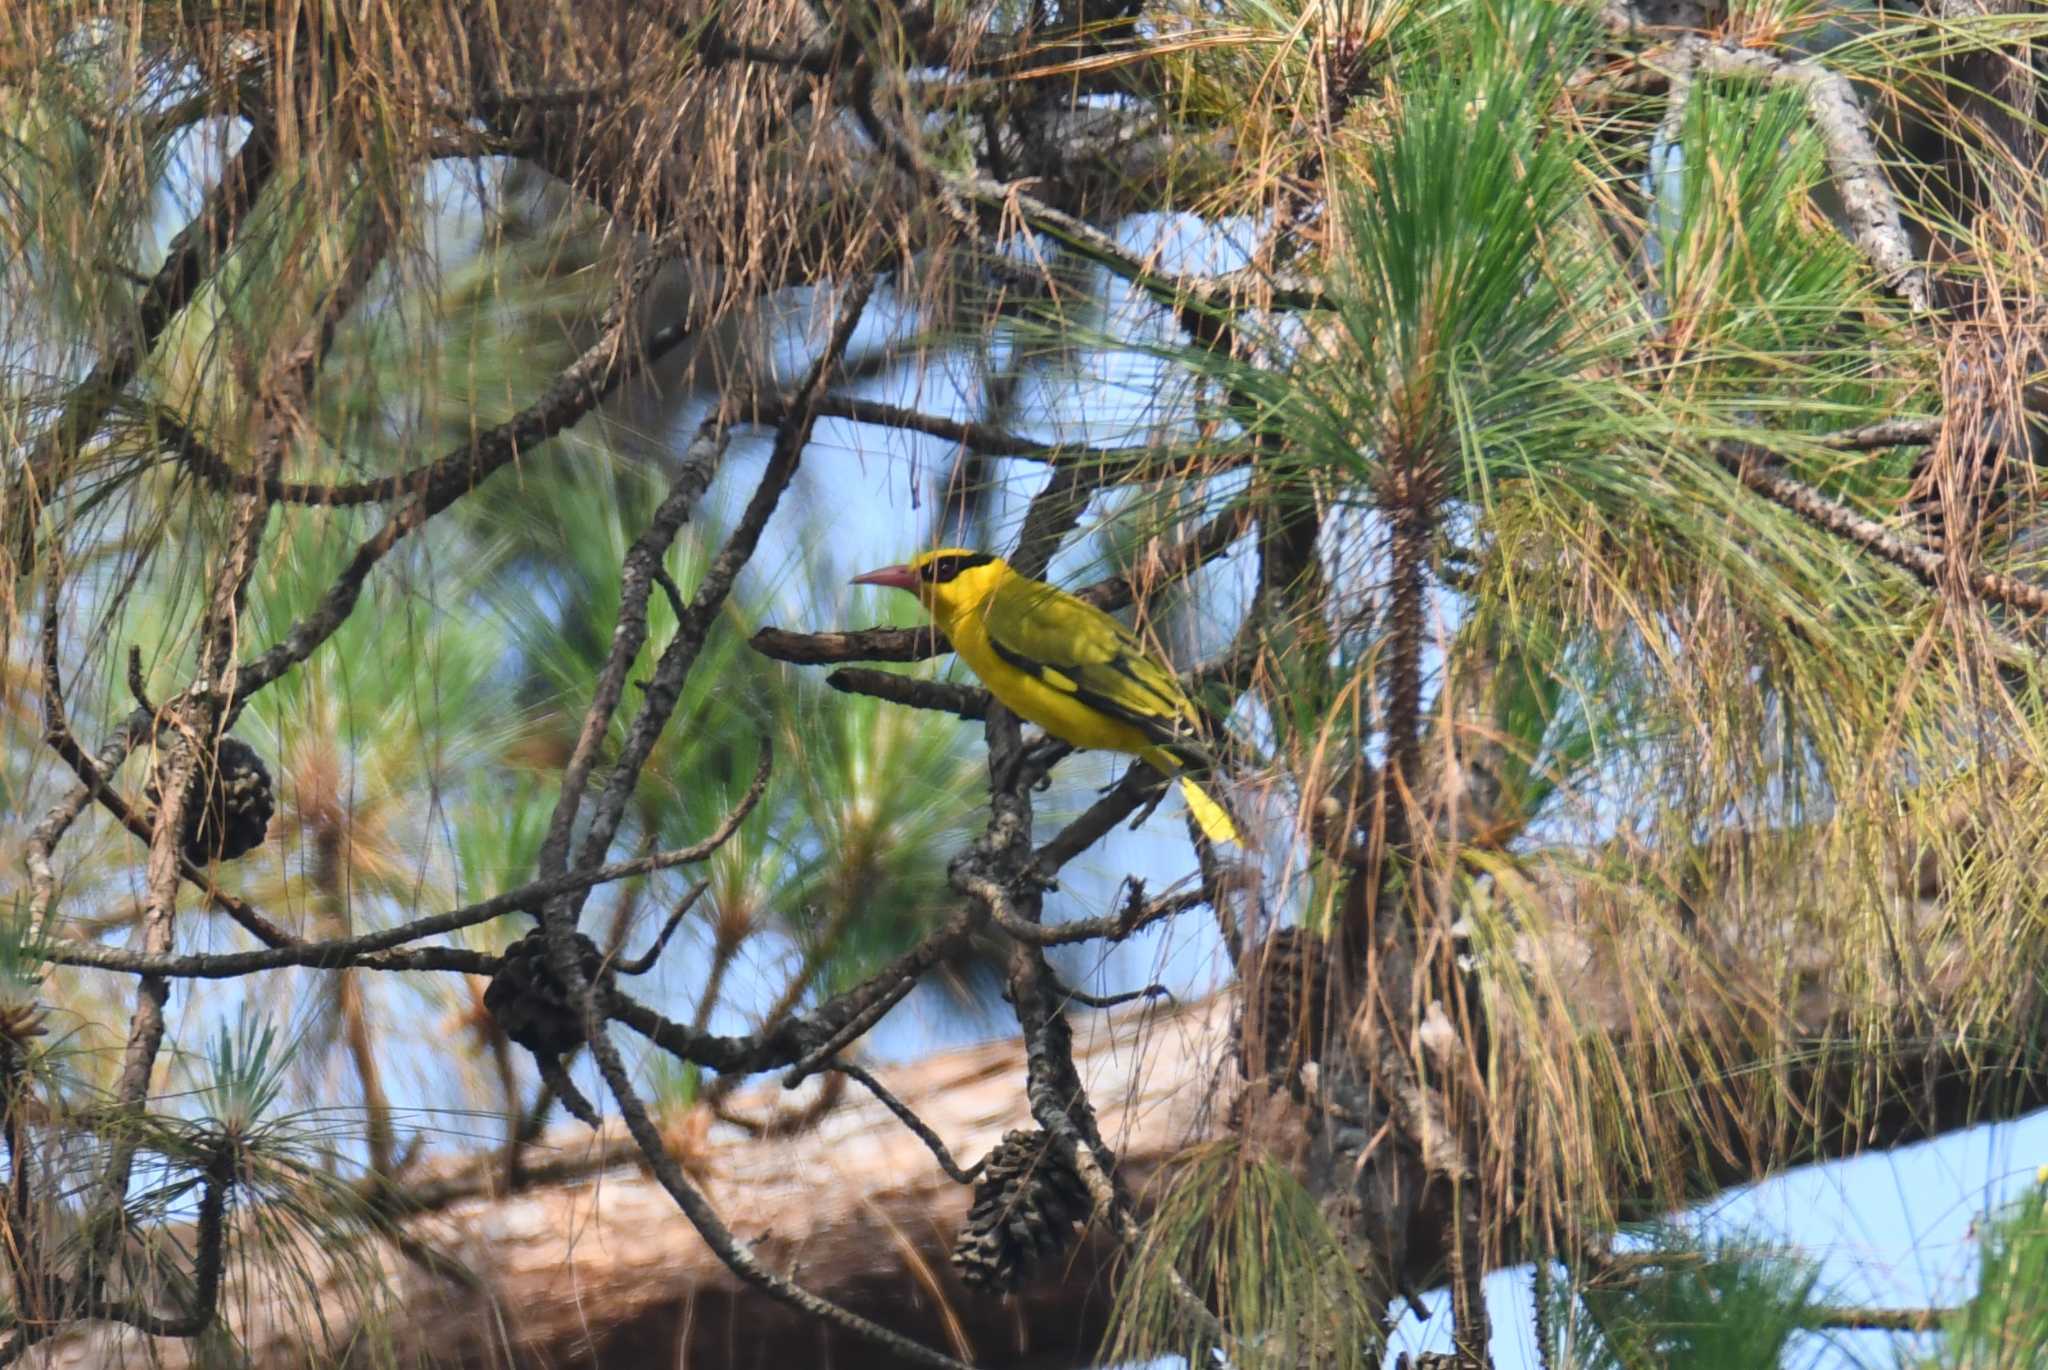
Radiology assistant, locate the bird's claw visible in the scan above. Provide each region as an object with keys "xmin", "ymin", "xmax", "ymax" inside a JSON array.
[
  {"xmin": 1126, "ymin": 778, "xmax": 1170, "ymax": 831},
  {"xmin": 995, "ymin": 735, "xmax": 1070, "ymax": 794}
]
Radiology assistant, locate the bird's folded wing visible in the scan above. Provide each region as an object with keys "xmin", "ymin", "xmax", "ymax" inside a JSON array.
[{"xmin": 982, "ymin": 579, "xmax": 1204, "ymax": 746}]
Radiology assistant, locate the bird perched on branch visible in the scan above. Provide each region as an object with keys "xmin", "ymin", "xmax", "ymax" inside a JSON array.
[{"xmin": 852, "ymin": 549, "xmax": 1240, "ymax": 844}]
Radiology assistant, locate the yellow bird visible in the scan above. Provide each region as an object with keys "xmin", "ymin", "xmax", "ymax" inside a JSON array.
[{"xmin": 852, "ymin": 549, "xmax": 1240, "ymax": 844}]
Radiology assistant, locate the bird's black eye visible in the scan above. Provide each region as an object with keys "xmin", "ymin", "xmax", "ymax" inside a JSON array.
[{"xmin": 920, "ymin": 553, "xmax": 993, "ymax": 585}]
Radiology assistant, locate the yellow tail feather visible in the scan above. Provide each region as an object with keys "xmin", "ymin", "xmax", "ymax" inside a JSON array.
[{"xmin": 1177, "ymin": 776, "xmax": 1241, "ymax": 845}]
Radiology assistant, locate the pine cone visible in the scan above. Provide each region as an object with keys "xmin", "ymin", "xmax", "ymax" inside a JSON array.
[
  {"xmin": 1238, "ymin": 926, "xmax": 1330, "ymax": 1083},
  {"xmin": 952, "ymin": 1129, "xmax": 1092, "ymax": 1293},
  {"xmin": 144, "ymin": 735, "xmax": 274, "ymax": 864},
  {"xmin": 483, "ymin": 927, "xmax": 604, "ymax": 1057}
]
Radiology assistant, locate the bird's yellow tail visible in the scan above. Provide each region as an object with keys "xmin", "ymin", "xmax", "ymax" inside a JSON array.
[{"xmin": 1177, "ymin": 775, "xmax": 1240, "ymax": 845}]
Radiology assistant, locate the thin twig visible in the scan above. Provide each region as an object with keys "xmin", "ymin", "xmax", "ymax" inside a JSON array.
[
  {"xmin": 47, "ymin": 748, "xmax": 767, "ymax": 980},
  {"xmin": 613, "ymin": 882, "xmax": 710, "ymax": 976},
  {"xmin": 234, "ymin": 254, "xmax": 697, "ymax": 705},
  {"xmin": 781, "ymin": 976, "xmax": 921, "ymax": 1086},
  {"xmin": 610, "ymin": 909, "xmax": 981, "ymax": 1080},
  {"xmin": 967, "ymin": 870, "xmax": 1205, "ymax": 946},
  {"xmin": 825, "ymin": 1059, "xmax": 983, "ymax": 1183}
]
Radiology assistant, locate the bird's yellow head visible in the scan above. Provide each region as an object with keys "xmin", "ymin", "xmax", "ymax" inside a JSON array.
[{"xmin": 851, "ymin": 548, "xmax": 1007, "ymax": 627}]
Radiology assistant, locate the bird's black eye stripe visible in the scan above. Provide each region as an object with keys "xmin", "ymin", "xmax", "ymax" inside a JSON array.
[{"xmin": 921, "ymin": 552, "xmax": 995, "ymax": 584}]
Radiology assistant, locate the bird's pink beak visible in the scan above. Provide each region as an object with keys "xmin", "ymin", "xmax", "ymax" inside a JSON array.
[{"xmin": 851, "ymin": 563, "xmax": 919, "ymax": 592}]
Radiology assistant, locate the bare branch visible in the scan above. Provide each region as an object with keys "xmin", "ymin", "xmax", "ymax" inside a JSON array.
[
  {"xmin": 534, "ymin": 413, "xmax": 733, "ymax": 880},
  {"xmin": 1820, "ymin": 418, "xmax": 1943, "ymax": 450},
  {"xmin": 610, "ymin": 907, "xmax": 981, "ymax": 1079},
  {"xmin": 752, "ymin": 392, "xmax": 1105, "ymax": 460},
  {"xmin": 942, "ymin": 168, "xmax": 1326, "ymax": 320},
  {"xmin": 24, "ymin": 711, "xmax": 147, "ymax": 937},
  {"xmin": 781, "ymin": 977, "xmax": 921, "ymax": 1086},
  {"xmin": 1032, "ymin": 763, "xmax": 1159, "ymax": 874},
  {"xmin": 559, "ymin": 279, "xmax": 877, "ymax": 898},
  {"xmin": 826, "ymin": 1059, "xmax": 983, "ymax": 1184},
  {"xmin": 47, "ymin": 744, "xmax": 767, "ymax": 980},
  {"xmin": 1683, "ymin": 38, "xmax": 1931, "ymax": 314},
  {"xmin": 750, "ymin": 623, "xmax": 947, "ymax": 664},
  {"xmin": 233, "ymin": 256, "xmax": 698, "ymax": 705},
  {"xmin": 825, "ymin": 668, "xmax": 989, "ymax": 719},
  {"xmin": 1814, "ymin": 1305, "xmax": 1951, "ymax": 1331},
  {"xmin": 1055, "ymin": 981, "xmax": 1173, "ymax": 1010},
  {"xmin": 962, "ymin": 868, "xmax": 1203, "ymax": 946}
]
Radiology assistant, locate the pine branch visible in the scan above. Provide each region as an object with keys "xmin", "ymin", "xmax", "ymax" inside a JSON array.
[
  {"xmin": 1681, "ymin": 37, "xmax": 1932, "ymax": 314},
  {"xmin": 6, "ymin": 121, "xmax": 281, "ymax": 566},
  {"xmin": 750, "ymin": 624, "xmax": 949, "ymax": 664},
  {"xmin": 1716, "ymin": 441, "xmax": 2048, "ymax": 615}
]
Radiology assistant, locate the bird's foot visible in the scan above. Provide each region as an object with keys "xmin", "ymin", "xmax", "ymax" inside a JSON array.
[
  {"xmin": 1023, "ymin": 736, "xmax": 1072, "ymax": 786},
  {"xmin": 1125, "ymin": 773, "xmax": 1171, "ymax": 831},
  {"xmin": 997, "ymin": 735, "xmax": 1071, "ymax": 793}
]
